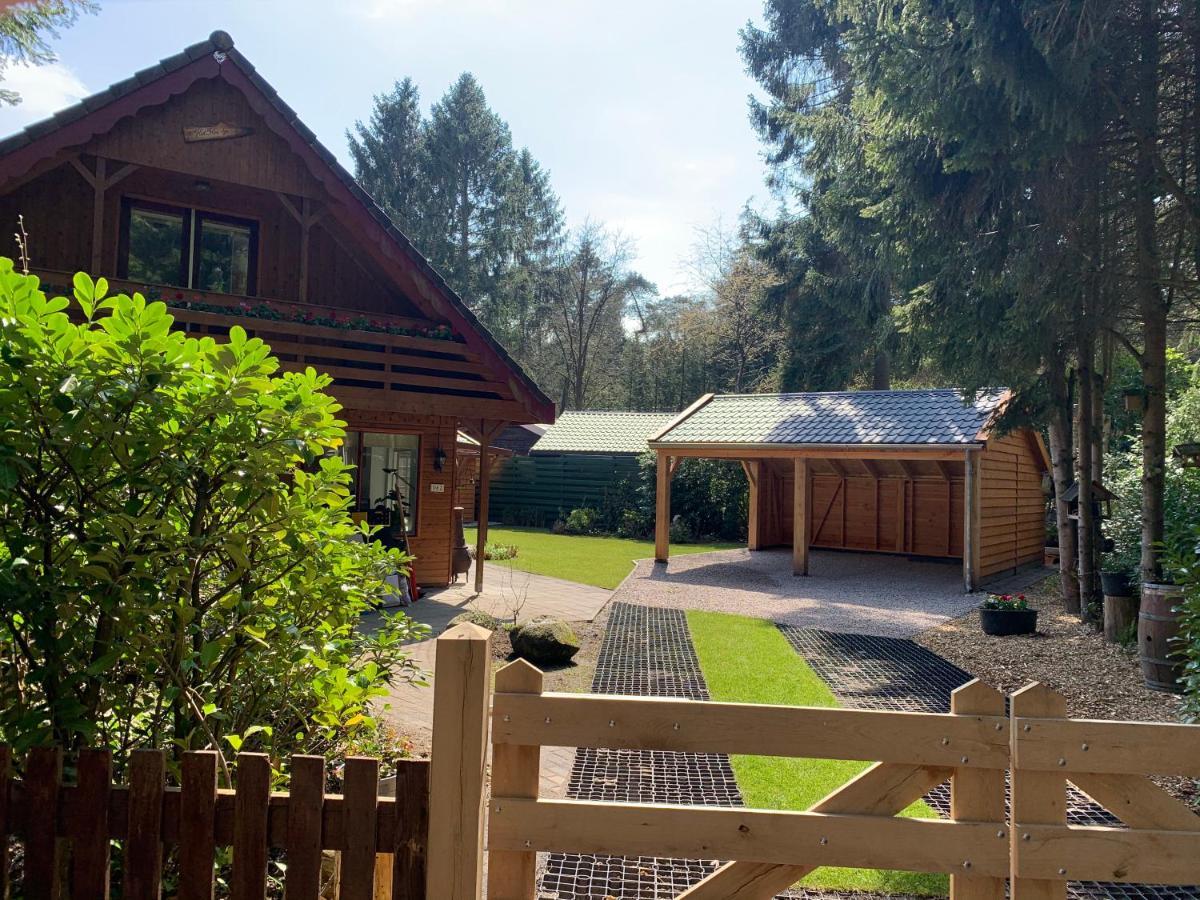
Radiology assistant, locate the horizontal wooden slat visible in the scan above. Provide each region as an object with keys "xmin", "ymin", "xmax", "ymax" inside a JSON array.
[
  {"xmin": 1013, "ymin": 824, "xmax": 1200, "ymax": 884},
  {"xmin": 1013, "ymin": 718, "xmax": 1200, "ymax": 776},
  {"xmin": 487, "ymin": 798, "xmax": 1009, "ymax": 877},
  {"xmin": 491, "ymin": 693, "xmax": 1009, "ymax": 768}
]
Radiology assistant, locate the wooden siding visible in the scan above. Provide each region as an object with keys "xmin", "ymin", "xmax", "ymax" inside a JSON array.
[
  {"xmin": 751, "ymin": 459, "xmax": 965, "ymax": 560},
  {"xmin": 488, "ymin": 455, "xmax": 642, "ymax": 527},
  {"xmin": 87, "ymin": 77, "xmax": 316, "ymax": 198},
  {"xmin": 978, "ymin": 432, "xmax": 1046, "ymax": 579},
  {"xmin": 344, "ymin": 410, "xmax": 458, "ymax": 587}
]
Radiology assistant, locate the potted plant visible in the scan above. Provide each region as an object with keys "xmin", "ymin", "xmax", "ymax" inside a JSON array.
[
  {"xmin": 1099, "ymin": 568, "xmax": 1133, "ymax": 598},
  {"xmin": 979, "ymin": 593, "xmax": 1038, "ymax": 636}
]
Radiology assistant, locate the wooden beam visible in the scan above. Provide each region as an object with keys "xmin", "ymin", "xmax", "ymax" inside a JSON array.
[
  {"xmin": 861, "ymin": 458, "xmax": 882, "ymax": 478},
  {"xmin": 655, "ymin": 451, "xmax": 672, "ymax": 563},
  {"xmin": 950, "ymin": 681, "xmax": 1007, "ymax": 900},
  {"xmin": 935, "ymin": 460, "xmax": 955, "ymax": 481},
  {"xmin": 827, "ymin": 458, "xmax": 849, "ymax": 477},
  {"xmin": 793, "ymin": 457, "xmax": 811, "ymax": 576},
  {"xmin": 647, "ymin": 445, "xmax": 975, "ymax": 462},
  {"xmin": 742, "ymin": 461, "xmax": 762, "ymax": 551},
  {"xmin": 964, "ymin": 450, "xmax": 979, "ymax": 592},
  {"xmin": 898, "ymin": 459, "xmax": 920, "ymax": 479},
  {"xmin": 69, "ymin": 156, "xmax": 139, "ymax": 274},
  {"xmin": 473, "ymin": 420, "xmax": 504, "ymax": 593}
]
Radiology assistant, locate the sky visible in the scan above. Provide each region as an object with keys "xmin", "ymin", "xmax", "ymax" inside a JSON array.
[{"xmin": 0, "ymin": 0, "xmax": 774, "ymax": 296}]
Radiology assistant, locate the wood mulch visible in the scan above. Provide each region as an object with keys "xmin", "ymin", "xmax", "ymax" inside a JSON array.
[{"xmin": 917, "ymin": 573, "xmax": 1197, "ymax": 807}]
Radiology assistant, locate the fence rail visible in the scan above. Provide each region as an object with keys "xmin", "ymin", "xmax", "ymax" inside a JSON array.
[{"xmin": 0, "ymin": 746, "xmax": 429, "ymax": 900}]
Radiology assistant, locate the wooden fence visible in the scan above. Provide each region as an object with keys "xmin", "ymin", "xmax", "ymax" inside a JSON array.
[
  {"xmin": 4, "ymin": 624, "xmax": 1200, "ymax": 900},
  {"xmin": 0, "ymin": 747, "xmax": 428, "ymax": 899},
  {"xmin": 422, "ymin": 625, "xmax": 1200, "ymax": 900}
]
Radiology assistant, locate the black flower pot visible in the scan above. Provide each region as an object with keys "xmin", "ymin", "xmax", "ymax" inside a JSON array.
[
  {"xmin": 1100, "ymin": 570, "xmax": 1133, "ymax": 598},
  {"xmin": 979, "ymin": 607, "xmax": 1038, "ymax": 636}
]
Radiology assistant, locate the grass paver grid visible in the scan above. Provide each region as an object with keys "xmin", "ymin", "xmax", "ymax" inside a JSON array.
[{"xmin": 776, "ymin": 624, "xmax": 1200, "ymax": 900}]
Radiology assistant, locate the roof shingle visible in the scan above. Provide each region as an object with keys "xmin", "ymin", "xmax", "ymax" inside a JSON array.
[
  {"xmin": 533, "ymin": 411, "xmax": 678, "ymax": 455},
  {"xmin": 653, "ymin": 390, "xmax": 1005, "ymax": 447}
]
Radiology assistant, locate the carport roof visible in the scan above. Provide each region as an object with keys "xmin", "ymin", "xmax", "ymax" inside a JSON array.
[
  {"xmin": 533, "ymin": 410, "xmax": 678, "ymax": 455},
  {"xmin": 651, "ymin": 389, "xmax": 1006, "ymax": 448}
]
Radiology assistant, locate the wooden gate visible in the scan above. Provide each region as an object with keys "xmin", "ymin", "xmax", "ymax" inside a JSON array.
[
  {"xmin": 405, "ymin": 624, "xmax": 1197, "ymax": 900},
  {"xmin": 0, "ymin": 747, "xmax": 429, "ymax": 899}
]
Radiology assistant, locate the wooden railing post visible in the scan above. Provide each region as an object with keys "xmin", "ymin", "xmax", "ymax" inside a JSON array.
[
  {"xmin": 488, "ymin": 659, "xmax": 544, "ymax": 900},
  {"xmin": 1009, "ymin": 683, "xmax": 1067, "ymax": 900},
  {"xmin": 949, "ymin": 680, "xmax": 1006, "ymax": 900},
  {"xmin": 427, "ymin": 622, "xmax": 493, "ymax": 900}
]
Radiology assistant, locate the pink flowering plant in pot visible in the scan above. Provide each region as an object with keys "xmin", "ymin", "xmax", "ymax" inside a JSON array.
[{"xmin": 979, "ymin": 593, "xmax": 1038, "ymax": 636}]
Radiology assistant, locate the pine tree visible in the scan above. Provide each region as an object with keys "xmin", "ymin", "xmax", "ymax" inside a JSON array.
[{"xmin": 347, "ymin": 78, "xmax": 431, "ymax": 251}]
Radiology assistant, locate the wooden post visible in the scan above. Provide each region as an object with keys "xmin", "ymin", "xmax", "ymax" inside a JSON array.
[
  {"xmin": 1009, "ymin": 683, "xmax": 1067, "ymax": 900},
  {"xmin": 299, "ymin": 196, "xmax": 311, "ymax": 303},
  {"xmin": 793, "ymin": 456, "xmax": 811, "ymax": 575},
  {"xmin": 950, "ymin": 681, "xmax": 1006, "ymax": 900},
  {"xmin": 655, "ymin": 449, "xmax": 672, "ymax": 563},
  {"xmin": 742, "ymin": 460, "xmax": 762, "ymax": 550},
  {"xmin": 963, "ymin": 450, "xmax": 979, "ymax": 592},
  {"xmin": 487, "ymin": 659, "xmax": 544, "ymax": 900},
  {"xmin": 474, "ymin": 421, "xmax": 503, "ymax": 593},
  {"xmin": 427, "ymin": 623, "xmax": 493, "ymax": 900},
  {"xmin": 70, "ymin": 156, "xmax": 137, "ymax": 274}
]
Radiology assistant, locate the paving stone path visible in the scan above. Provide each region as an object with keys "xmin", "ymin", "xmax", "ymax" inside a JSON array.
[{"xmin": 777, "ymin": 625, "xmax": 1200, "ymax": 900}]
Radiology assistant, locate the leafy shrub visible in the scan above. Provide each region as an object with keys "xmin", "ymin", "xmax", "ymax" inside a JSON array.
[
  {"xmin": 0, "ymin": 266, "xmax": 427, "ymax": 762},
  {"xmin": 1164, "ymin": 525, "xmax": 1200, "ymax": 721},
  {"xmin": 564, "ymin": 507, "xmax": 599, "ymax": 534},
  {"xmin": 669, "ymin": 516, "xmax": 697, "ymax": 543},
  {"xmin": 616, "ymin": 508, "xmax": 652, "ymax": 539},
  {"xmin": 634, "ymin": 453, "xmax": 748, "ymax": 542},
  {"xmin": 551, "ymin": 517, "xmax": 568, "ymax": 534},
  {"xmin": 484, "ymin": 542, "xmax": 519, "ymax": 560},
  {"xmin": 1104, "ymin": 449, "xmax": 1200, "ymax": 582}
]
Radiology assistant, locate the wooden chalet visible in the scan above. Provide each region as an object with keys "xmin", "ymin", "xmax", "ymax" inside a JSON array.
[
  {"xmin": 649, "ymin": 390, "xmax": 1050, "ymax": 591},
  {"xmin": 0, "ymin": 30, "xmax": 554, "ymax": 589}
]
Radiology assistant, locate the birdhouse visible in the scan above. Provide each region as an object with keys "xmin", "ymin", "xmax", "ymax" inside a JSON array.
[
  {"xmin": 1062, "ymin": 480, "xmax": 1116, "ymax": 521},
  {"xmin": 1174, "ymin": 442, "xmax": 1200, "ymax": 468},
  {"xmin": 1123, "ymin": 389, "xmax": 1144, "ymax": 412}
]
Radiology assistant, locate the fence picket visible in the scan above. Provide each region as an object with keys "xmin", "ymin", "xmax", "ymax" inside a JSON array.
[
  {"xmin": 72, "ymin": 748, "xmax": 113, "ymax": 900},
  {"xmin": 1009, "ymin": 683, "xmax": 1067, "ymax": 900},
  {"xmin": 23, "ymin": 746, "xmax": 62, "ymax": 900},
  {"xmin": 124, "ymin": 749, "xmax": 166, "ymax": 900},
  {"xmin": 340, "ymin": 756, "xmax": 380, "ymax": 900},
  {"xmin": 391, "ymin": 759, "xmax": 429, "ymax": 900},
  {"xmin": 286, "ymin": 754, "xmax": 326, "ymax": 900},
  {"xmin": 231, "ymin": 752, "xmax": 271, "ymax": 900},
  {"xmin": 178, "ymin": 751, "xmax": 218, "ymax": 900}
]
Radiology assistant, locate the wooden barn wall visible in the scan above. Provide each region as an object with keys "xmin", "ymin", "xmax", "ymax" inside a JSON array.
[
  {"xmin": 978, "ymin": 431, "xmax": 1046, "ymax": 579},
  {"xmin": 343, "ymin": 410, "xmax": 458, "ymax": 587},
  {"xmin": 751, "ymin": 460, "xmax": 965, "ymax": 560},
  {"xmin": 488, "ymin": 454, "xmax": 642, "ymax": 527}
]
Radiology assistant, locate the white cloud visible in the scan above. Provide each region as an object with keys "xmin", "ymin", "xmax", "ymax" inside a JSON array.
[{"xmin": 0, "ymin": 61, "xmax": 89, "ymax": 134}]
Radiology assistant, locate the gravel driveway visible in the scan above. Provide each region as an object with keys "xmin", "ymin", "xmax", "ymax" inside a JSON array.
[{"xmin": 611, "ymin": 547, "xmax": 1047, "ymax": 638}]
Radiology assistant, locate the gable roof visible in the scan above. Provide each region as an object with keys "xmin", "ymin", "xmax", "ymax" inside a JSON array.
[
  {"xmin": 651, "ymin": 389, "xmax": 1007, "ymax": 448},
  {"xmin": 0, "ymin": 30, "xmax": 554, "ymax": 424},
  {"xmin": 533, "ymin": 410, "xmax": 678, "ymax": 455}
]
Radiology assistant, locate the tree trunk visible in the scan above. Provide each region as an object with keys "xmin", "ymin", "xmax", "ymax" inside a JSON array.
[
  {"xmin": 1047, "ymin": 363, "xmax": 1081, "ymax": 614},
  {"xmin": 1135, "ymin": 0, "xmax": 1166, "ymax": 584},
  {"xmin": 1076, "ymin": 328, "xmax": 1099, "ymax": 624},
  {"xmin": 872, "ymin": 348, "xmax": 890, "ymax": 390}
]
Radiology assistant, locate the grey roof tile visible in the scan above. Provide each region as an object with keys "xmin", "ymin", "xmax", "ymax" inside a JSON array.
[
  {"xmin": 533, "ymin": 411, "xmax": 678, "ymax": 455},
  {"xmin": 655, "ymin": 389, "xmax": 1004, "ymax": 447}
]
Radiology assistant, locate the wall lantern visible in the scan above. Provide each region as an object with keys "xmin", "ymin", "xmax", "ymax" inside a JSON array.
[{"xmin": 433, "ymin": 446, "xmax": 447, "ymax": 472}]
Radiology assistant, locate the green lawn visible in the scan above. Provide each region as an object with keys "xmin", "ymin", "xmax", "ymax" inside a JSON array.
[
  {"xmin": 464, "ymin": 526, "xmax": 738, "ymax": 590},
  {"xmin": 687, "ymin": 610, "xmax": 948, "ymax": 896}
]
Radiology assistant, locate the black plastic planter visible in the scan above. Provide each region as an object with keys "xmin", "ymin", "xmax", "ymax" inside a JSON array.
[
  {"xmin": 979, "ymin": 607, "xmax": 1038, "ymax": 636},
  {"xmin": 1100, "ymin": 571, "xmax": 1133, "ymax": 598}
]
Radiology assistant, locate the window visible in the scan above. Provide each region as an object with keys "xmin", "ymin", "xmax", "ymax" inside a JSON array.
[
  {"xmin": 119, "ymin": 199, "xmax": 258, "ymax": 296},
  {"xmin": 344, "ymin": 431, "xmax": 420, "ymax": 533}
]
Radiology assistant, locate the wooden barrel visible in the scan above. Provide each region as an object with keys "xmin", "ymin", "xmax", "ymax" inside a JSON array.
[{"xmin": 1138, "ymin": 583, "xmax": 1185, "ymax": 693}]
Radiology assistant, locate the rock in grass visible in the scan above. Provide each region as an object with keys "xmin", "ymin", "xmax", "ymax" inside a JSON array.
[
  {"xmin": 449, "ymin": 610, "xmax": 502, "ymax": 631},
  {"xmin": 511, "ymin": 616, "xmax": 580, "ymax": 665}
]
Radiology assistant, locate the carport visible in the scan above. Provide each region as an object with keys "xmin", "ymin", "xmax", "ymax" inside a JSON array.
[{"xmin": 648, "ymin": 389, "xmax": 1049, "ymax": 591}]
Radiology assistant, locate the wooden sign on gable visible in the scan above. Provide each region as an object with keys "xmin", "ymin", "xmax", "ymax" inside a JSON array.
[{"xmin": 182, "ymin": 122, "xmax": 254, "ymax": 143}]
